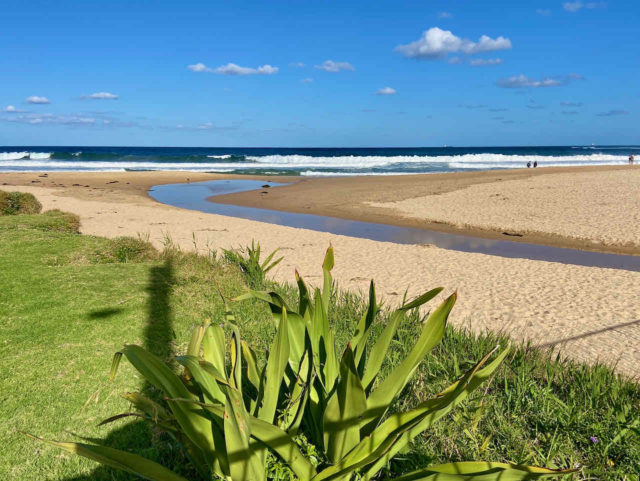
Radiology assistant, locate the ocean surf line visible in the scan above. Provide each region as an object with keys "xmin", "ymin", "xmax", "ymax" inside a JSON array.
[{"xmin": 149, "ymin": 179, "xmax": 640, "ymax": 272}]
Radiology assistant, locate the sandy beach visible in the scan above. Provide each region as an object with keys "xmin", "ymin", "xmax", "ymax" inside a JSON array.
[
  {"xmin": 2, "ymin": 168, "xmax": 639, "ymax": 377},
  {"xmin": 370, "ymin": 168, "xmax": 640, "ymax": 250},
  {"xmin": 209, "ymin": 165, "xmax": 640, "ymax": 255}
]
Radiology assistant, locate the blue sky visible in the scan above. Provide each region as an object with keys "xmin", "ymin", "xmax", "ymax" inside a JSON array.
[{"xmin": 1, "ymin": 0, "xmax": 638, "ymax": 147}]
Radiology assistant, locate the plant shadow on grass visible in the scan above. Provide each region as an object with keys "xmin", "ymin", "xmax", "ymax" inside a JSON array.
[{"xmin": 66, "ymin": 260, "xmax": 180, "ymax": 481}]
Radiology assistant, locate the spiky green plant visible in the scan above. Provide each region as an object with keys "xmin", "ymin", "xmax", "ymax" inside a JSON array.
[
  {"xmin": 223, "ymin": 240, "xmax": 283, "ymax": 288},
  {"xmin": 26, "ymin": 247, "xmax": 574, "ymax": 481},
  {"xmin": 232, "ymin": 247, "xmax": 574, "ymax": 480}
]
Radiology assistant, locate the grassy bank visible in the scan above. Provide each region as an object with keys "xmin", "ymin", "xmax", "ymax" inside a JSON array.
[{"xmin": 0, "ymin": 210, "xmax": 638, "ymax": 480}]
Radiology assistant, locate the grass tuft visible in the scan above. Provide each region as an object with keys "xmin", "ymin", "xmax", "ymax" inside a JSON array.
[
  {"xmin": 0, "ymin": 209, "xmax": 80, "ymax": 233},
  {"xmin": 90, "ymin": 236, "xmax": 159, "ymax": 264},
  {"xmin": 0, "ymin": 190, "xmax": 42, "ymax": 215},
  {"xmin": 223, "ymin": 241, "xmax": 283, "ymax": 289}
]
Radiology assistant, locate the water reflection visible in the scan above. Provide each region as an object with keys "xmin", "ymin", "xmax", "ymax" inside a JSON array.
[{"xmin": 149, "ymin": 180, "xmax": 640, "ymax": 272}]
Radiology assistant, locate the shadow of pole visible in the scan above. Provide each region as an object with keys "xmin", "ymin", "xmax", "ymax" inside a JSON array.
[
  {"xmin": 538, "ymin": 319, "xmax": 640, "ymax": 348},
  {"xmin": 144, "ymin": 260, "xmax": 175, "ymax": 365},
  {"xmin": 64, "ymin": 259, "xmax": 177, "ymax": 481}
]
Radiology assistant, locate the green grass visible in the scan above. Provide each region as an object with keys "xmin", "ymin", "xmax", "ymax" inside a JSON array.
[
  {"xmin": 0, "ymin": 213, "xmax": 269, "ymax": 480},
  {"xmin": 0, "ymin": 212, "xmax": 638, "ymax": 480},
  {"xmin": 0, "ymin": 209, "xmax": 79, "ymax": 233}
]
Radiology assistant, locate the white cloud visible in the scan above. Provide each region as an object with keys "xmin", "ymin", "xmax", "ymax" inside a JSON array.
[
  {"xmin": 469, "ymin": 58, "xmax": 503, "ymax": 66},
  {"xmin": 496, "ymin": 74, "xmax": 580, "ymax": 88},
  {"xmin": 596, "ymin": 109, "xmax": 629, "ymax": 117},
  {"xmin": 536, "ymin": 8, "xmax": 551, "ymax": 15},
  {"xmin": 256, "ymin": 65, "xmax": 279, "ymax": 74},
  {"xmin": 58, "ymin": 116, "xmax": 96, "ymax": 124},
  {"xmin": 396, "ymin": 27, "xmax": 511, "ymax": 60},
  {"xmin": 563, "ymin": 1, "xmax": 583, "ymax": 11},
  {"xmin": 301, "ymin": 78, "xmax": 313, "ymax": 83},
  {"xmin": 458, "ymin": 104, "xmax": 487, "ymax": 109},
  {"xmin": 82, "ymin": 92, "xmax": 119, "ymax": 100},
  {"xmin": 472, "ymin": 35, "xmax": 512, "ymax": 53},
  {"xmin": 1, "ymin": 110, "xmax": 144, "ymax": 128},
  {"xmin": 314, "ymin": 60, "xmax": 355, "ymax": 72},
  {"xmin": 188, "ymin": 62, "xmax": 214, "ymax": 72},
  {"xmin": 4, "ymin": 113, "xmax": 96, "ymax": 125},
  {"xmin": 503, "ymin": 75, "xmax": 560, "ymax": 87},
  {"xmin": 290, "ymin": 62, "xmax": 305, "ymax": 68},
  {"xmin": 172, "ymin": 120, "xmax": 239, "ymax": 131},
  {"xmin": 26, "ymin": 96, "xmax": 51, "ymax": 104},
  {"xmin": 2, "ymin": 105, "xmax": 25, "ymax": 113},
  {"xmin": 438, "ymin": 11, "xmax": 453, "ymax": 18},
  {"xmin": 561, "ymin": 101, "xmax": 583, "ymax": 106},
  {"xmin": 188, "ymin": 62, "xmax": 278, "ymax": 75},
  {"xmin": 376, "ymin": 87, "xmax": 397, "ymax": 95},
  {"xmin": 214, "ymin": 63, "xmax": 279, "ymax": 75},
  {"xmin": 563, "ymin": 1, "xmax": 605, "ymax": 12}
]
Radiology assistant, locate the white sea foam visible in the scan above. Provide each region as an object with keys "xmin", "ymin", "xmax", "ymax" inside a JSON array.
[
  {"xmin": 0, "ymin": 151, "xmax": 52, "ymax": 161},
  {"xmin": 28, "ymin": 152, "xmax": 51, "ymax": 159},
  {"xmin": 207, "ymin": 154, "xmax": 232, "ymax": 159},
  {"xmin": 245, "ymin": 153, "xmax": 628, "ymax": 169},
  {"xmin": 0, "ymin": 158, "xmax": 240, "ymax": 172},
  {"xmin": 0, "ymin": 152, "xmax": 629, "ymax": 172},
  {"xmin": 0, "ymin": 151, "xmax": 30, "ymax": 161},
  {"xmin": 246, "ymin": 154, "xmax": 406, "ymax": 168},
  {"xmin": 301, "ymin": 171, "xmax": 411, "ymax": 177}
]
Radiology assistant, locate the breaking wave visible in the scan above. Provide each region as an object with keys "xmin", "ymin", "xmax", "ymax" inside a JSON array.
[
  {"xmin": 0, "ymin": 148, "xmax": 632, "ymax": 173},
  {"xmin": 0, "ymin": 151, "xmax": 52, "ymax": 161}
]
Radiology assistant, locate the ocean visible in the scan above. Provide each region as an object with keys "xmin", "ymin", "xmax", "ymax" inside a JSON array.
[{"xmin": 0, "ymin": 146, "xmax": 636, "ymax": 176}]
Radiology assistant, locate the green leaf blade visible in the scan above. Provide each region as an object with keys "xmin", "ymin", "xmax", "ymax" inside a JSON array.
[
  {"xmin": 25, "ymin": 434, "xmax": 188, "ymax": 481},
  {"xmin": 323, "ymin": 345, "xmax": 367, "ymax": 464},
  {"xmin": 202, "ymin": 323, "xmax": 226, "ymax": 375},
  {"xmin": 223, "ymin": 387, "xmax": 265, "ymax": 481},
  {"xmin": 258, "ymin": 308, "xmax": 290, "ymax": 423},
  {"xmin": 364, "ymin": 291, "xmax": 456, "ymax": 432},
  {"xmin": 120, "ymin": 345, "xmax": 216, "ymax": 464}
]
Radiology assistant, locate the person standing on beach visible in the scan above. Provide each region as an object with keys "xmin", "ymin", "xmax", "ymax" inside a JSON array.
[
  {"xmin": 629, "ymin": 153, "xmax": 634, "ymax": 165},
  {"xmin": 527, "ymin": 161, "xmax": 531, "ymax": 168},
  {"xmin": 533, "ymin": 161, "xmax": 538, "ymax": 168}
]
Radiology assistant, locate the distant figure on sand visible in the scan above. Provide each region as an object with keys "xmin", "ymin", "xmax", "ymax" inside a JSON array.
[
  {"xmin": 629, "ymin": 153, "xmax": 634, "ymax": 165},
  {"xmin": 533, "ymin": 161, "xmax": 538, "ymax": 168},
  {"xmin": 527, "ymin": 161, "xmax": 531, "ymax": 168}
]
